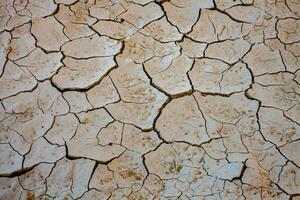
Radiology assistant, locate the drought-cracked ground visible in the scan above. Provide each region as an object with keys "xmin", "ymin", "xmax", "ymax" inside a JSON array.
[{"xmin": 0, "ymin": 0, "xmax": 300, "ymax": 199}]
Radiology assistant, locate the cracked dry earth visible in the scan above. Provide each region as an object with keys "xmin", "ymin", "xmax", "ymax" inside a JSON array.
[{"xmin": 0, "ymin": 0, "xmax": 300, "ymax": 200}]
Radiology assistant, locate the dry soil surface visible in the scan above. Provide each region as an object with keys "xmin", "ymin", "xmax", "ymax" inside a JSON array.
[{"xmin": 0, "ymin": 0, "xmax": 300, "ymax": 199}]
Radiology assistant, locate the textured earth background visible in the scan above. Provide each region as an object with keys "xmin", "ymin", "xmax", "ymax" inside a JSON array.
[{"xmin": 0, "ymin": 0, "xmax": 300, "ymax": 199}]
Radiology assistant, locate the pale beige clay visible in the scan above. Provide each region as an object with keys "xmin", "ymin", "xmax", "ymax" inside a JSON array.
[{"xmin": 0, "ymin": 0, "xmax": 299, "ymax": 199}]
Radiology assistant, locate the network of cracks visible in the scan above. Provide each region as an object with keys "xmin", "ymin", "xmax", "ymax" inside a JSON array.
[{"xmin": 0, "ymin": 0, "xmax": 300, "ymax": 199}]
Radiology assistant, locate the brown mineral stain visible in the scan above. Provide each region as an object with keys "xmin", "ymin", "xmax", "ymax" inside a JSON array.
[
  {"xmin": 72, "ymin": 3, "xmax": 89, "ymax": 22},
  {"xmin": 176, "ymin": 165, "xmax": 183, "ymax": 172},
  {"xmin": 82, "ymin": 117, "xmax": 91, "ymax": 124},
  {"xmin": 121, "ymin": 170, "xmax": 143, "ymax": 181},
  {"xmin": 221, "ymin": 126, "xmax": 230, "ymax": 136},
  {"xmin": 129, "ymin": 193, "xmax": 145, "ymax": 200},
  {"xmin": 6, "ymin": 45, "xmax": 12, "ymax": 54},
  {"xmin": 20, "ymin": 109, "xmax": 34, "ymax": 120},
  {"xmin": 168, "ymin": 162, "xmax": 183, "ymax": 174},
  {"xmin": 26, "ymin": 191, "xmax": 35, "ymax": 200},
  {"xmin": 252, "ymin": 153, "xmax": 273, "ymax": 188}
]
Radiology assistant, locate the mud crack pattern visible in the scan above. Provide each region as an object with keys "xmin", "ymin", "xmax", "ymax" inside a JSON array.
[{"xmin": 0, "ymin": 0, "xmax": 300, "ymax": 199}]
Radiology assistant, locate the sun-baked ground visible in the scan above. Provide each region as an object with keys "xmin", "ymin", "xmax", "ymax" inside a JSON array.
[{"xmin": 0, "ymin": 0, "xmax": 300, "ymax": 199}]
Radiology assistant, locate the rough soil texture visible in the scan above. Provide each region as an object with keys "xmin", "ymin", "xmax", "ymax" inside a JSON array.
[{"xmin": 0, "ymin": 0, "xmax": 300, "ymax": 199}]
